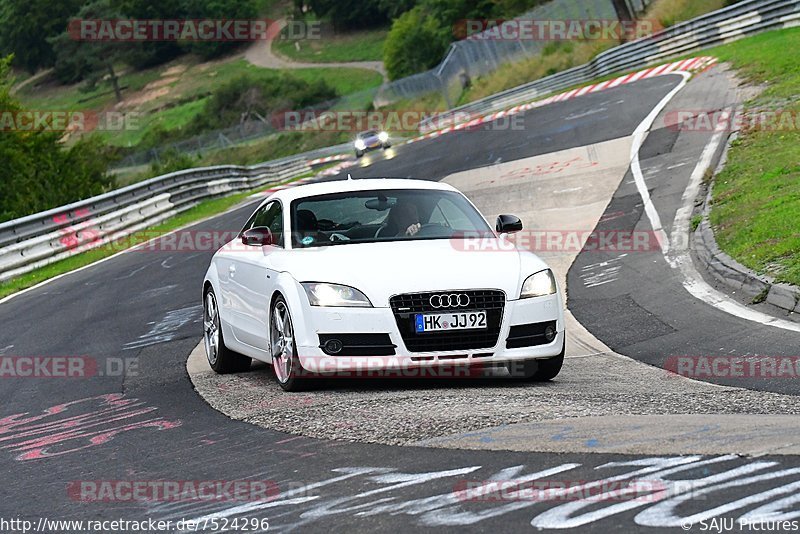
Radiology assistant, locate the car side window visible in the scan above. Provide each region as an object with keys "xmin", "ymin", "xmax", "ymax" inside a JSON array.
[{"xmin": 244, "ymin": 201, "xmax": 283, "ymax": 247}]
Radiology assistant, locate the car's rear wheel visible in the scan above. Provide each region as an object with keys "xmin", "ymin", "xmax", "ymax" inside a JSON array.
[
  {"xmin": 507, "ymin": 340, "xmax": 565, "ymax": 381},
  {"xmin": 203, "ymin": 288, "xmax": 252, "ymax": 373},
  {"xmin": 270, "ymin": 296, "xmax": 310, "ymax": 391}
]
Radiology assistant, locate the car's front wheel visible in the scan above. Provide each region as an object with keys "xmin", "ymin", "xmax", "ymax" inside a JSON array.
[
  {"xmin": 203, "ymin": 288, "xmax": 252, "ymax": 373},
  {"xmin": 270, "ymin": 295, "xmax": 311, "ymax": 391},
  {"xmin": 507, "ymin": 340, "xmax": 565, "ymax": 381}
]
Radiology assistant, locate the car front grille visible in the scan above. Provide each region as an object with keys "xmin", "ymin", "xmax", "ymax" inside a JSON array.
[{"xmin": 389, "ymin": 290, "xmax": 506, "ymax": 352}]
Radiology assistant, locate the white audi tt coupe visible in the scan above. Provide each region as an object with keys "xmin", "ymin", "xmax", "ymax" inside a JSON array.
[{"xmin": 202, "ymin": 178, "xmax": 565, "ymax": 391}]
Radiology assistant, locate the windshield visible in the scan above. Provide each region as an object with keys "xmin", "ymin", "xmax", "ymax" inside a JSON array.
[{"xmin": 290, "ymin": 189, "xmax": 493, "ymax": 248}]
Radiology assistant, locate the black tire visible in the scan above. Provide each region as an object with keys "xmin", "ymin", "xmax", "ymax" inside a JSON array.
[
  {"xmin": 270, "ymin": 295, "xmax": 311, "ymax": 392},
  {"xmin": 203, "ymin": 288, "xmax": 252, "ymax": 374},
  {"xmin": 507, "ymin": 339, "xmax": 565, "ymax": 381},
  {"xmin": 355, "ymin": 150, "xmax": 363, "ymax": 158}
]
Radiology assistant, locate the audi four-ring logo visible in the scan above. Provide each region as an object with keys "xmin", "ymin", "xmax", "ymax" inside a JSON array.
[{"xmin": 429, "ymin": 294, "xmax": 470, "ymax": 308}]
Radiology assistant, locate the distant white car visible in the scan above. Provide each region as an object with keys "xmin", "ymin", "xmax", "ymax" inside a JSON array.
[
  {"xmin": 202, "ymin": 178, "xmax": 565, "ymax": 391},
  {"xmin": 354, "ymin": 130, "xmax": 390, "ymax": 157}
]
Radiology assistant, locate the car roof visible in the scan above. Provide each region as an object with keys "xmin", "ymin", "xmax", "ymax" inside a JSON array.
[{"xmin": 263, "ymin": 178, "xmax": 460, "ymax": 205}]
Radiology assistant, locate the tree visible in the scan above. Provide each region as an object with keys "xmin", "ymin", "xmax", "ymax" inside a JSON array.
[
  {"xmin": 180, "ymin": 0, "xmax": 259, "ymax": 59},
  {"xmin": 117, "ymin": 0, "xmax": 186, "ymax": 68},
  {"xmin": 383, "ymin": 6, "xmax": 450, "ymax": 80},
  {"xmin": 186, "ymin": 73, "xmax": 337, "ymax": 133},
  {"xmin": 377, "ymin": 0, "xmax": 418, "ymax": 20},
  {"xmin": 0, "ymin": 0, "xmax": 84, "ymax": 72},
  {"xmin": 50, "ymin": 0, "xmax": 130, "ymax": 100},
  {"xmin": 307, "ymin": 0, "xmax": 400, "ymax": 30},
  {"xmin": 0, "ymin": 55, "xmax": 113, "ymax": 223}
]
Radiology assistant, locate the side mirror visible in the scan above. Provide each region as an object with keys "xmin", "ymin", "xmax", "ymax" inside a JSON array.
[
  {"xmin": 496, "ymin": 214, "xmax": 523, "ymax": 234},
  {"xmin": 241, "ymin": 227, "xmax": 274, "ymax": 247}
]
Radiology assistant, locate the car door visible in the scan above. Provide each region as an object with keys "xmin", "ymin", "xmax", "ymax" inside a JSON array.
[{"xmin": 225, "ymin": 200, "xmax": 284, "ymax": 352}]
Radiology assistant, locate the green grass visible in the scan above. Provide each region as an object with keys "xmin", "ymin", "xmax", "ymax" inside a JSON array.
[
  {"xmin": 18, "ymin": 68, "xmax": 163, "ymax": 112},
  {"xmin": 199, "ymin": 59, "xmax": 383, "ymax": 95},
  {"xmin": 458, "ymin": 40, "xmax": 615, "ymax": 104},
  {"xmin": 707, "ymin": 27, "xmax": 800, "ymax": 287},
  {"xmin": 273, "ymin": 27, "xmax": 388, "ymax": 63},
  {"xmin": 417, "ymin": 0, "xmax": 728, "ymax": 109},
  {"xmin": 0, "ymin": 171, "xmax": 319, "ymax": 300},
  {"xmin": 18, "ymin": 57, "xmax": 383, "ymax": 152},
  {"xmin": 288, "ymin": 66, "xmax": 383, "ymax": 94},
  {"xmin": 111, "ymin": 61, "xmax": 380, "ymax": 149},
  {"xmin": 646, "ymin": 0, "xmax": 728, "ymax": 28},
  {"xmin": 98, "ymin": 97, "xmax": 209, "ymax": 147},
  {"xmin": 198, "ymin": 130, "xmax": 350, "ymax": 167}
]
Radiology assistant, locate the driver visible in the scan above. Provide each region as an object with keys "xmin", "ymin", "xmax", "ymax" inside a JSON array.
[
  {"xmin": 385, "ymin": 201, "xmax": 422, "ymax": 237},
  {"xmin": 295, "ymin": 209, "xmax": 323, "ymax": 245}
]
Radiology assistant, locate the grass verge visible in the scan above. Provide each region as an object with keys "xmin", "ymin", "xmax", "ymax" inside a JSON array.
[
  {"xmin": 406, "ymin": 0, "xmax": 728, "ymax": 109},
  {"xmin": 18, "ymin": 57, "xmax": 383, "ymax": 151},
  {"xmin": 273, "ymin": 27, "xmax": 388, "ymax": 63},
  {"xmin": 707, "ymin": 27, "xmax": 800, "ymax": 287}
]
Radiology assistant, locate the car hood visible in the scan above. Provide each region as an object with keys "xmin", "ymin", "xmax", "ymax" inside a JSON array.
[{"xmin": 272, "ymin": 239, "xmax": 549, "ymax": 307}]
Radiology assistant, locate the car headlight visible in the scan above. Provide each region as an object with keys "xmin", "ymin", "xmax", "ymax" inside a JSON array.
[
  {"xmin": 378, "ymin": 131, "xmax": 389, "ymax": 142},
  {"xmin": 520, "ymin": 269, "xmax": 557, "ymax": 299},
  {"xmin": 354, "ymin": 139, "xmax": 366, "ymax": 150},
  {"xmin": 301, "ymin": 283, "xmax": 373, "ymax": 307}
]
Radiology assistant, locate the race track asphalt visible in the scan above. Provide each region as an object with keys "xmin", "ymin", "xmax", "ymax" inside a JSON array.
[{"xmin": 1, "ymin": 72, "xmax": 799, "ymax": 532}]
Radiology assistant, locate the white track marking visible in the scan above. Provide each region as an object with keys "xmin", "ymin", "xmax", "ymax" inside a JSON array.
[
  {"xmin": 663, "ymin": 128, "xmax": 800, "ymax": 333},
  {"xmin": 628, "ymin": 79, "xmax": 800, "ymax": 333},
  {"xmin": 629, "ymin": 71, "xmax": 692, "ymax": 255}
]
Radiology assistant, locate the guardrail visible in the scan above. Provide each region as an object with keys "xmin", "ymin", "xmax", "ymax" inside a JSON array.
[
  {"xmin": 0, "ymin": 155, "xmax": 313, "ymax": 282},
  {"xmin": 420, "ymin": 0, "xmax": 800, "ymax": 131}
]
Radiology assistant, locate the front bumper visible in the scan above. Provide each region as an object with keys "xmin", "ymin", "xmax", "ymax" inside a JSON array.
[
  {"xmin": 294, "ymin": 293, "xmax": 564, "ymax": 373},
  {"xmin": 356, "ymin": 141, "xmax": 385, "ymax": 152}
]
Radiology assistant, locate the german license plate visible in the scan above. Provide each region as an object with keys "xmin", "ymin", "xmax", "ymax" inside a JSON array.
[{"xmin": 415, "ymin": 311, "xmax": 487, "ymax": 333}]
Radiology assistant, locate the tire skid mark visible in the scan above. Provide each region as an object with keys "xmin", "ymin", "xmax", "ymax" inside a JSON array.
[
  {"xmin": 150, "ymin": 455, "xmax": 800, "ymax": 531},
  {"xmin": 0, "ymin": 393, "xmax": 181, "ymax": 461}
]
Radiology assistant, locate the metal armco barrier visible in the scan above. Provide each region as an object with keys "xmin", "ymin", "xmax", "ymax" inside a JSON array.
[
  {"xmin": 419, "ymin": 0, "xmax": 799, "ymax": 131},
  {"xmin": 0, "ymin": 155, "xmax": 312, "ymax": 282}
]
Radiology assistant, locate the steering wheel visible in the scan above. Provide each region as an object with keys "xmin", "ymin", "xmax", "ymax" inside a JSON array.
[
  {"xmin": 374, "ymin": 224, "xmax": 390, "ymax": 238},
  {"xmin": 317, "ymin": 219, "xmax": 336, "ymax": 231},
  {"xmin": 414, "ymin": 223, "xmax": 451, "ymax": 237}
]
